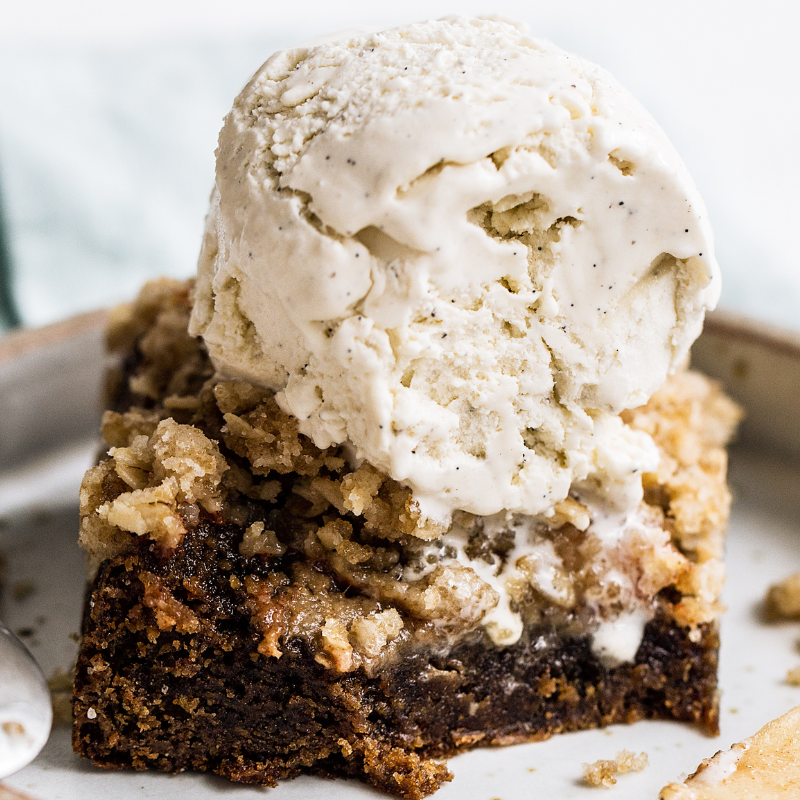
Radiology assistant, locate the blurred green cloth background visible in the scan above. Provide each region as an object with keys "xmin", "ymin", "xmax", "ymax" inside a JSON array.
[
  {"xmin": 0, "ymin": 188, "xmax": 21, "ymax": 329},
  {"xmin": 0, "ymin": 40, "xmax": 278, "ymax": 330}
]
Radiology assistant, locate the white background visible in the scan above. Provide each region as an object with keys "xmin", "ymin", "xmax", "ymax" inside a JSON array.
[{"xmin": 0, "ymin": 0, "xmax": 798, "ymax": 328}]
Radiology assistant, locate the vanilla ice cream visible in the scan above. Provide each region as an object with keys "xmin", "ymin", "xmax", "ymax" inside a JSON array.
[{"xmin": 190, "ymin": 16, "xmax": 718, "ymax": 531}]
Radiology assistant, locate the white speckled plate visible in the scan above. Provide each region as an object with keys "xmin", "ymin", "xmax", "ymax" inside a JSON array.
[{"xmin": 1, "ymin": 310, "xmax": 800, "ymax": 799}]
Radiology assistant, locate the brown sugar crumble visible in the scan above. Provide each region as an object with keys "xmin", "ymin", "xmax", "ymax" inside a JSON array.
[{"xmin": 582, "ymin": 750, "xmax": 648, "ymax": 788}]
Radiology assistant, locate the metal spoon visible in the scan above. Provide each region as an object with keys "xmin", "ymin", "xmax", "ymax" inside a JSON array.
[{"xmin": 0, "ymin": 619, "xmax": 52, "ymax": 778}]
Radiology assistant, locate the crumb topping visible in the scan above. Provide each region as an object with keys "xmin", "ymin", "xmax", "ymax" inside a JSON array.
[
  {"xmin": 786, "ymin": 666, "xmax": 800, "ymax": 686},
  {"xmin": 79, "ymin": 279, "xmax": 740, "ymax": 666},
  {"xmin": 140, "ymin": 571, "xmax": 202, "ymax": 634},
  {"xmin": 85, "ymin": 419, "xmax": 228, "ymax": 555},
  {"xmin": 623, "ymin": 371, "xmax": 742, "ymax": 627},
  {"xmin": 243, "ymin": 563, "xmax": 407, "ymax": 672}
]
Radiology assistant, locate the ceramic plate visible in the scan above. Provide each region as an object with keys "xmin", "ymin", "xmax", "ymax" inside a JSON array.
[{"xmin": 1, "ymin": 310, "xmax": 800, "ymax": 799}]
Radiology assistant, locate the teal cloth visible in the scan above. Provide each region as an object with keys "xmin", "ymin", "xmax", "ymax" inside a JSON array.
[
  {"xmin": 0, "ymin": 39, "xmax": 282, "ymax": 329},
  {"xmin": 0, "ymin": 190, "xmax": 21, "ymax": 330}
]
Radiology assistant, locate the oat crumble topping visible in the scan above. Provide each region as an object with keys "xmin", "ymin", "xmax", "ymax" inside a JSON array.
[{"xmin": 79, "ymin": 279, "xmax": 741, "ymax": 669}]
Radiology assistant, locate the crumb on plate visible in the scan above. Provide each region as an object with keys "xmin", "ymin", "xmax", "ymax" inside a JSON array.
[
  {"xmin": 582, "ymin": 750, "xmax": 648, "ymax": 787},
  {"xmin": 766, "ymin": 573, "xmax": 800, "ymax": 619},
  {"xmin": 786, "ymin": 666, "xmax": 800, "ymax": 686}
]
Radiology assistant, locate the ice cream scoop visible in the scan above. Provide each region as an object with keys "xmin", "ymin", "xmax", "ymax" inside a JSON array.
[{"xmin": 191, "ymin": 17, "xmax": 718, "ymax": 526}]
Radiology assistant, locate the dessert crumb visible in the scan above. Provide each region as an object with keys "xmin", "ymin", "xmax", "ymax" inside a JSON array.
[
  {"xmin": 786, "ymin": 666, "xmax": 800, "ymax": 686},
  {"xmin": 766, "ymin": 573, "xmax": 800, "ymax": 619},
  {"xmin": 583, "ymin": 750, "xmax": 648, "ymax": 787},
  {"xmin": 583, "ymin": 760, "xmax": 618, "ymax": 788},
  {"xmin": 616, "ymin": 750, "xmax": 648, "ymax": 773}
]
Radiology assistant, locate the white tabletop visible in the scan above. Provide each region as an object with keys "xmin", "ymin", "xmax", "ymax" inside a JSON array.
[{"xmin": 0, "ymin": 0, "xmax": 797, "ymax": 329}]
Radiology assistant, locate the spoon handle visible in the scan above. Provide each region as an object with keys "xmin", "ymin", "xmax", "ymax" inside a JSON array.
[{"xmin": 0, "ymin": 620, "xmax": 52, "ymax": 778}]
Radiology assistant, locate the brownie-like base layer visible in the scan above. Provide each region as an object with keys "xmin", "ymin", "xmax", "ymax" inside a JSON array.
[{"xmin": 73, "ymin": 524, "xmax": 719, "ymax": 798}]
